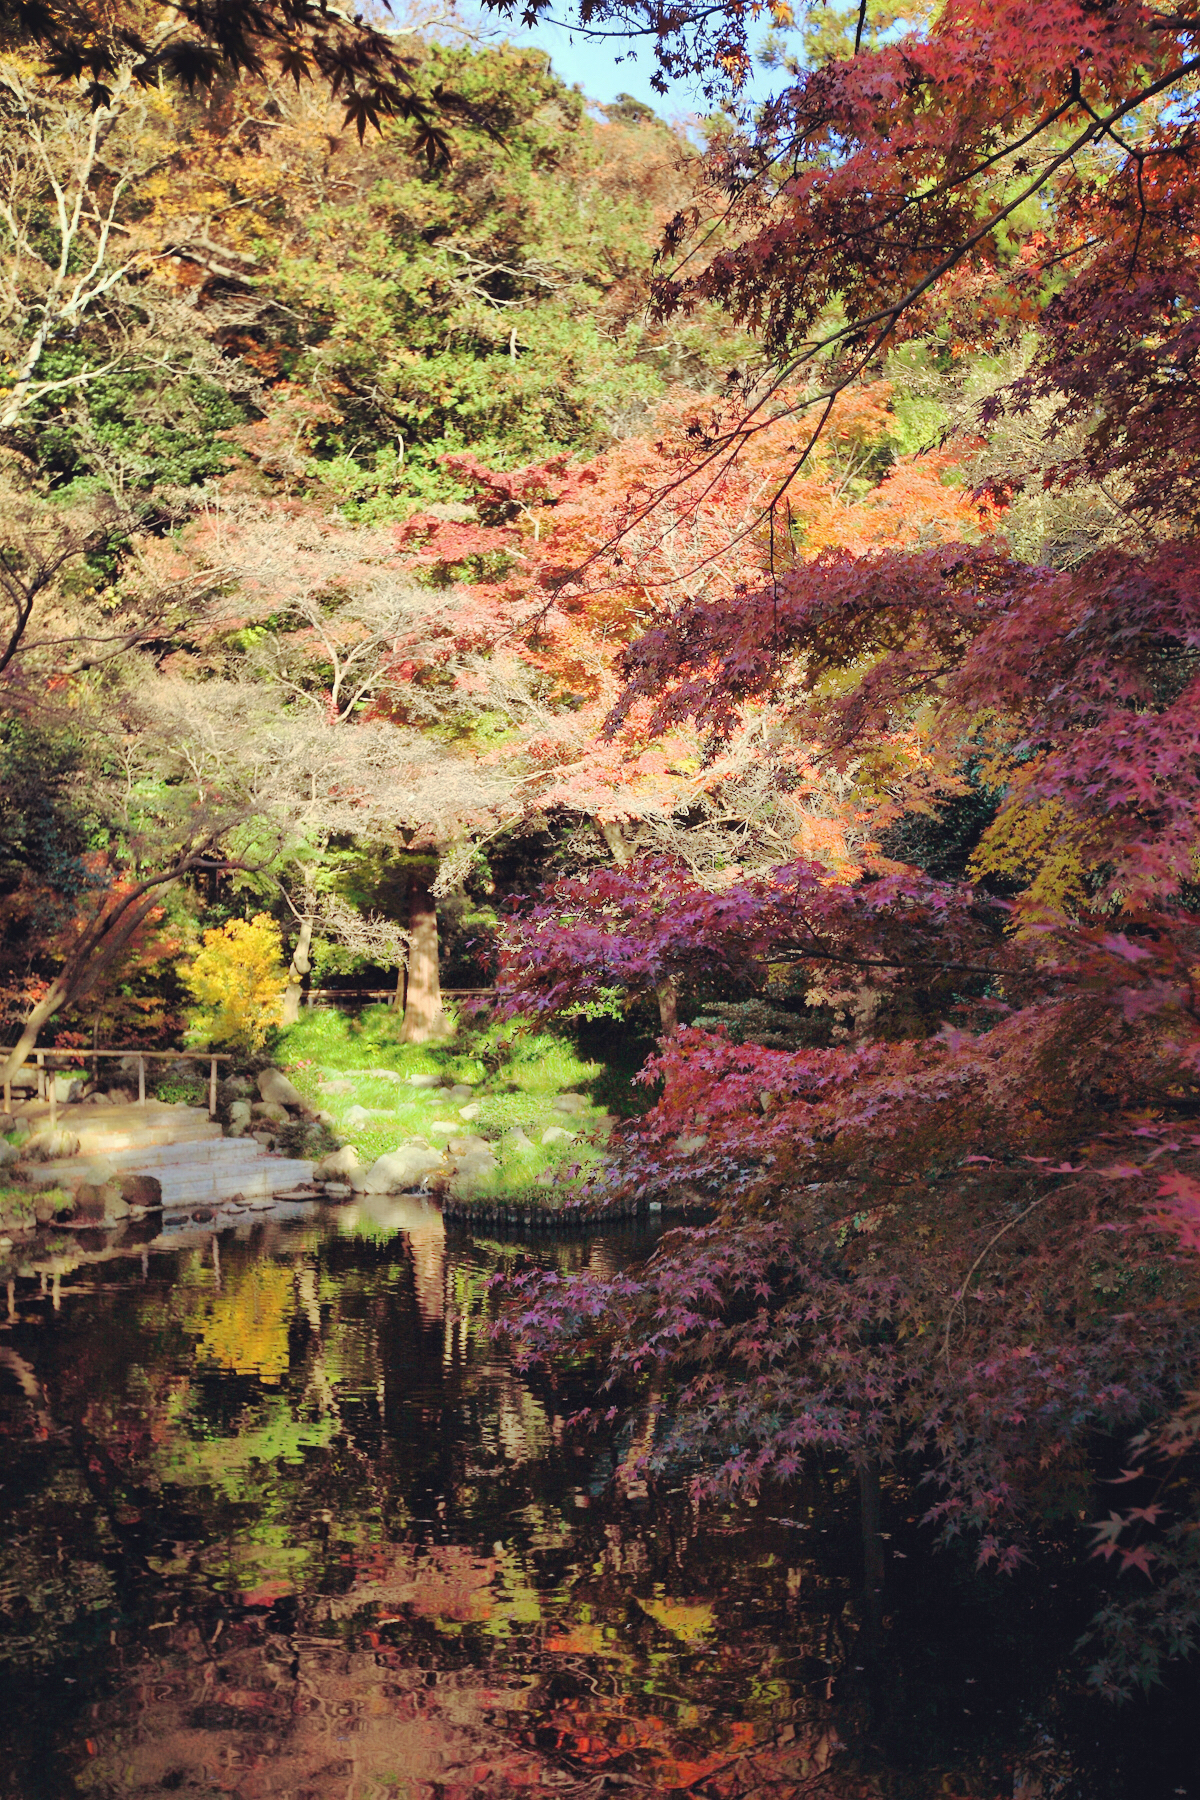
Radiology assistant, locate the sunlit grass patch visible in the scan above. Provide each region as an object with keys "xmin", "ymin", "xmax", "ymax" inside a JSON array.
[{"xmin": 274, "ymin": 1007, "xmax": 612, "ymax": 1203}]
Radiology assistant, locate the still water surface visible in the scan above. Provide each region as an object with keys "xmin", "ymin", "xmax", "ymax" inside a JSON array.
[{"xmin": 0, "ymin": 1198, "xmax": 1195, "ymax": 1799}]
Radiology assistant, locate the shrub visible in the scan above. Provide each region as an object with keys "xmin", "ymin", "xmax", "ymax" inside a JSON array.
[{"xmin": 182, "ymin": 915, "xmax": 287, "ymax": 1051}]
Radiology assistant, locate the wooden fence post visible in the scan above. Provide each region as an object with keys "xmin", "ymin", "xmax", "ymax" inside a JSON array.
[
  {"xmin": 138, "ymin": 1057, "xmax": 146, "ymax": 1107},
  {"xmin": 209, "ymin": 1057, "xmax": 218, "ymax": 1119}
]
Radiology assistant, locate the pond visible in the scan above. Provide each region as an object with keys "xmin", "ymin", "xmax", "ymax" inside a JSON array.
[{"xmin": 0, "ymin": 1199, "xmax": 1196, "ymax": 1800}]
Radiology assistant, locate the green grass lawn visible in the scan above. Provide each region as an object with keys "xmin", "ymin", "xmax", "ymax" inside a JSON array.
[{"xmin": 274, "ymin": 1007, "xmax": 616, "ymax": 1208}]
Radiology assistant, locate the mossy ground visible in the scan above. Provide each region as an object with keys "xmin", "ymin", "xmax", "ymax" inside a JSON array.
[{"xmin": 275, "ymin": 1006, "xmax": 619, "ymax": 1209}]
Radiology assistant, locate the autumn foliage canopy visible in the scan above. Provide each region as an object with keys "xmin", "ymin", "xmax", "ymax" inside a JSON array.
[{"xmin": 483, "ymin": 0, "xmax": 1200, "ymax": 1694}]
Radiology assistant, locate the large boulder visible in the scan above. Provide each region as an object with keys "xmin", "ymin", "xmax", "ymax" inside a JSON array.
[
  {"xmin": 120, "ymin": 1173, "xmax": 163, "ymax": 1210},
  {"xmin": 356, "ymin": 1145, "xmax": 446, "ymax": 1194},
  {"xmin": 257, "ymin": 1067, "xmax": 303, "ymax": 1109},
  {"xmin": 314, "ymin": 1145, "xmax": 362, "ymax": 1181},
  {"xmin": 73, "ymin": 1168, "xmax": 130, "ymax": 1222},
  {"xmin": 552, "ymin": 1092, "xmax": 588, "ymax": 1116}
]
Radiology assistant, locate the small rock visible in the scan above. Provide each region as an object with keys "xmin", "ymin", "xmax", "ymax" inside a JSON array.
[
  {"xmin": 50, "ymin": 1073, "xmax": 85, "ymax": 1104},
  {"xmin": 454, "ymin": 1151, "xmax": 497, "ymax": 1176},
  {"xmin": 319, "ymin": 1078, "xmax": 354, "ymax": 1095},
  {"xmin": 224, "ymin": 1075, "xmax": 253, "ymax": 1098},
  {"xmin": 446, "ymin": 1083, "xmax": 475, "ymax": 1103},
  {"xmin": 427, "ymin": 1118, "xmax": 457, "ymax": 1134},
  {"xmin": 229, "ymin": 1098, "xmax": 253, "ymax": 1122},
  {"xmin": 252, "ymin": 1100, "xmax": 290, "ymax": 1124},
  {"xmin": 447, "ymin": 1134, "xmax": 489, "ymax": 1156},
  {"xmin": 0, "ymin": 1141, "xmax": 19, "ymax": 1169},
  {"xmin": 33, "ymin": 1192, "xmax": 71, "ymax": 1226},
  {"xmin": 257, "ymin": 1068, "xmax": 303, "ymax": 1109},
  {"xmin": 408, "ymin": 1072, "xmax": 443, "ymax": 1089},
  {"xmin": 541, "ymin": 1126, "xmax": 576, "ymax": 1146},
  {"xmin": 227, "ymin": 1119, "xmax": 249, "ymax": 1138},
  {"xmin": 322, "ymin": 1182, "xmax": 352, "ymax": 1200},
  {"xmin": 248, "ymin": 1197, "xmax": 275, "ymax": 1211},
  {"xmin": 345, "ymin": 1105, "xmax": 371, "ymax": 1128},
  {"xmin": 251, "ymin": 1130, "xmax": 277, "ymax": 1149},
  {"xmin": 106, "ymin": 1085, "xmax": 133, "ymax": 1105},
  {"xmin": 458, "ymin": 1103, "xmax": 481, "ymax": 1121},
  {"xmin": 192, "ymin": 1207, "xmax": 216, "ymax": 1223},
  {"xmin": 315, "ymin": 1109, "xmax": 334, "ymax": 1126},
  {"xmin": 675, "ymin": 1133, "xmax": 709, "ymax": 1154},
  {"xmin": 552, "ymin": 1093, "xmax": 588, "ymax": 1115},
  {"xmin": 502, "ymin": 1128, "xmax": 536, "ymax": 1156},
  {"xmin": 85, "ymin": 1090, "xmax": 111, "ymax": 1107}
]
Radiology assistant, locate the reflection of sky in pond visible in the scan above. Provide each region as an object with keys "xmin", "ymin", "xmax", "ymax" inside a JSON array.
[{"xmin": 0, "ymin": 1206, "xmax": 1195, "ymax": 1799}]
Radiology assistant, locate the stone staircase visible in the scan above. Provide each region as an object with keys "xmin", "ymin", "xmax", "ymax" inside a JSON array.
[{"xmin": 28, "ymin": 1100, "xmax": 315, "ymax": 1210}]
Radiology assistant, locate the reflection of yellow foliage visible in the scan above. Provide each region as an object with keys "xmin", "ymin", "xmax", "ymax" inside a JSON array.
[
  {"xmin": 637, "ymin": 1595, "xmax": 715, "ymax": 1644},
  {"xmin": 183, "ymin": 913, "xmax": 287, "ymax": 1049},
  {"xmin": 968, "ymin": 799, "xmax": 1098, "ymax": 915},
  {"xmin": 196, "ymin": 1263, "xmax": 295, "ymax": 1383}
]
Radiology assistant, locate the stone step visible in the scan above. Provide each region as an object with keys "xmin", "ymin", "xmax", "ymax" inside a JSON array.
[
  {"xmin": 159, "ymin": 1159, "xmax": 316, "ymax": 1208},
  {"xmin": 71, "ymin": 1126, "xmax": 224, "ymax": 1156},
  {"xmin": 96, "ymin": 1140, "xmax": 270, "ymax": 1172}
]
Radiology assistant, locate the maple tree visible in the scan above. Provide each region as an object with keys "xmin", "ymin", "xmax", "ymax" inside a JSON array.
[
  {"xmin": 0, "ymin": 0, "xmax": 472, "ymax": 153},
  {"xmin": 482, "ymin": 0, "xmax": 1200, "ymax": 1695}
]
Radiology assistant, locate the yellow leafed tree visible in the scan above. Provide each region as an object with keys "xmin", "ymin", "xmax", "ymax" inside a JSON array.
[{"xmin": 183, "ymin": 914, "xmax": 287, "ymax": 1050}]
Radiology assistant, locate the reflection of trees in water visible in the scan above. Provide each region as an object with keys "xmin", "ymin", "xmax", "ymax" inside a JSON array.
[{"xmin": 0, "ymin": 1216, "xmax": 1134, "ymax": 1800}]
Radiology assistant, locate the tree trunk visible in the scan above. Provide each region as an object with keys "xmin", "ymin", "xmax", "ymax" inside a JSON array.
[
  {"xmin": 0, "ymin": 868, "xmax": 188, "ymax": 1089},
  {"xmin": 400, "ymin": 874, "xmax": 446, "ymax": 1043},
  {"xmin": 0, "ymin": 980, "xmax": 70, "ymax": 1091},
  {"xmin": 596, "ymin": 818, "xmax": 632, "ymax": 865},
  {"xmin": 281, "ymin": 913, "xmax": 314, "ymax": 1026},
  {"xmin": 656, "ymin": 976, "xmax": 679, "ymax": 1037},
  {"xmin": 858, "ymin": 1456, "xmax": 887, "ymax": 1657}
]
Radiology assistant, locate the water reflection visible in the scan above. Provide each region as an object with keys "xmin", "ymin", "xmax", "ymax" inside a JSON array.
[{"xmin": 0, "ymin": 1205, "xmax": 1194, "ymax": 1799}]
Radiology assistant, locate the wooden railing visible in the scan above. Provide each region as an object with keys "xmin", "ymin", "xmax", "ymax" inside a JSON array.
[
  {"xmin": 1, "ymin": 1048, "xmax": 234, "ymax": 1123},
  {"xmin": 303, "ymin": 987, "xmax": 498, "ymax": 1006}
]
